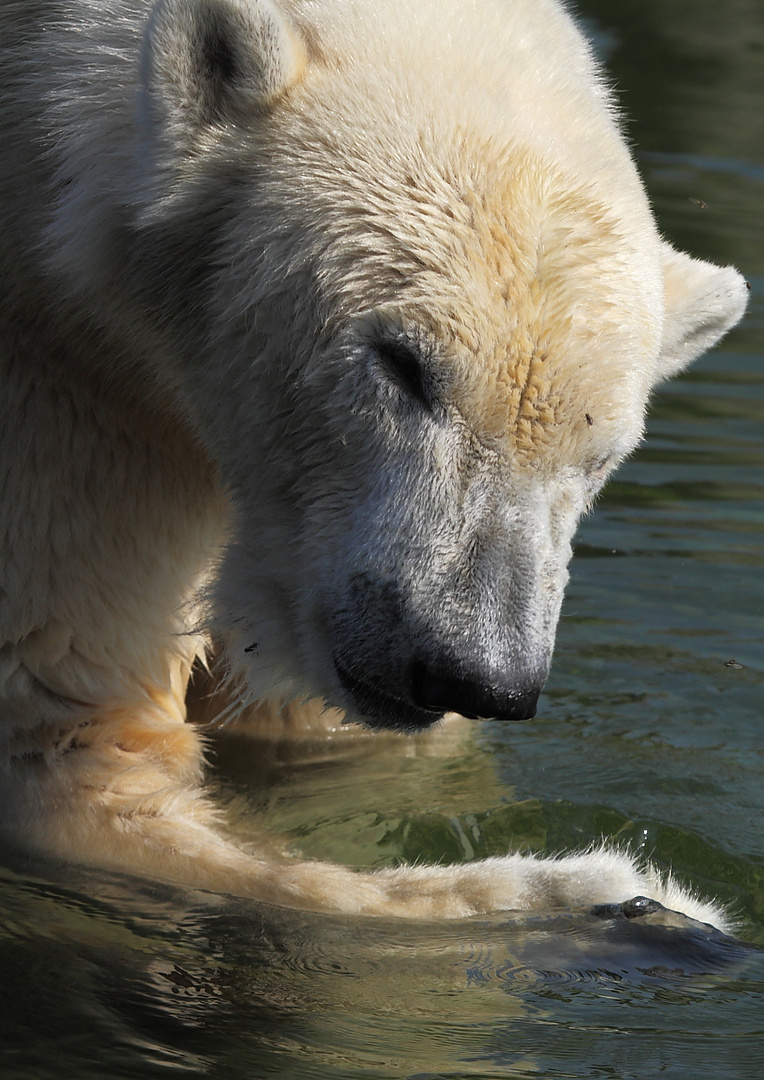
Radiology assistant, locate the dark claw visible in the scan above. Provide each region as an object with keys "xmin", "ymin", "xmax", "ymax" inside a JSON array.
[
  {"xmin": 590, "ymin": 896, "xmax": 664, "ymax": 921},
  {"xmin": 622, "ymin": 896, "xmax": 663, "ymax": 919}
]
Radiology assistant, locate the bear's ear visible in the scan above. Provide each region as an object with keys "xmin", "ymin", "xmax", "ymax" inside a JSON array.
[
  {"xmin": 141, "ymin": 0, "xmax": 306, "ymax": 148},
  {"xmin": 656, "ymin": 243, "xmax": 749, "ymax": 381}
]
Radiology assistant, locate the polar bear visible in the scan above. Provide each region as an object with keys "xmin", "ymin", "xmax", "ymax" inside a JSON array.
[{"xmin": 0, "ymin": 0, "xmax": 747, "ymax": 927}]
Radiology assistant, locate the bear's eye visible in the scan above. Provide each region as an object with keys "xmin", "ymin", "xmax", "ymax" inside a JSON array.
[{"xmin": 375, "ymin": 339, "xmax": 429, "ymax": 408}]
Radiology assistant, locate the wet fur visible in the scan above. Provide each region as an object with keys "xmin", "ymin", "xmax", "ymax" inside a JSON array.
[{"xmin": 0, "ymin": 0, "xmax": 747, "ymax": 927}]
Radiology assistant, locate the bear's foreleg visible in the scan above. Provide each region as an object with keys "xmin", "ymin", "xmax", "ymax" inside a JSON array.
[{"xmin": 2, "ymin": 696, "xmax": 729, "ymax": 932}]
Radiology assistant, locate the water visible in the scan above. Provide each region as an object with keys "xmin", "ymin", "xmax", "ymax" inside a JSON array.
[{"xmin": 2, "ymin": 2, "xmax": 764, "ymax": 1078}]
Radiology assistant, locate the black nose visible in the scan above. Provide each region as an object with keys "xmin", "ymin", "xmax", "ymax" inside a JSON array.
[{"xmin": 410, "ymin": 661, "xmax": 542, "ymax": 721}]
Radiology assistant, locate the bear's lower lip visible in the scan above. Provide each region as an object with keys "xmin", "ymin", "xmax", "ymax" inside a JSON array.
[{"xmin": 334, "ymin": 660, "xmax": 445, "ymax": 733}]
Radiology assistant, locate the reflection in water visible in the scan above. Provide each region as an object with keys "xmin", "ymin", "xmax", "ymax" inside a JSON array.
[
  {"xmin": 2, "ymin": 861, "xmax": 761, "ymax": 1079},
  {"xmin": 2, "ymin": 0, "xmax": 763, "ymax": 1076}
]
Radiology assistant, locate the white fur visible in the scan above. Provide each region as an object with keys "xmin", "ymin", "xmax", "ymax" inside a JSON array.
[{"xmin": 0, "ymin": 0, "xmax": 747, "ymax": 930}]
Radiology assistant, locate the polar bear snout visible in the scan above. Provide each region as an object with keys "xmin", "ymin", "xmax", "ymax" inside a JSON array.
[
  {"xmin": 410, "ymin": 659, "xmax": 542, "ymax": 722},
  {"xmin": 335, "ymin": 649, "xmax": 546, "ymax": 731},
  {"xmin": 332, "ymin": 613, "xmax": 550, "ymax": 731},
  {"xmin": 334, "ymin": 653, "xmax": 544, "ymax": 732},
  {"xmin": 328, "ymin": 555, "xmax": 556, "ymax": 731}
]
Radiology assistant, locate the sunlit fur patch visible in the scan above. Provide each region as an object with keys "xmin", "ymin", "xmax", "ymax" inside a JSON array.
[
  {"xmin": 287, "ymin": 135, "xmax": 660, "ymax": 470},
  {"xmin": 419, "ymin": 151, "xmax": 657, "ymax": 464}
]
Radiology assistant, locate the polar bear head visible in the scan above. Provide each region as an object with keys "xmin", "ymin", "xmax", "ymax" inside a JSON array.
[{"xmin": 119, "ymin": 0, "xmax": 748, "ymax": 729}]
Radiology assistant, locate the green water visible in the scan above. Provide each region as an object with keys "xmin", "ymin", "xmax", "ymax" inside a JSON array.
[{"xmin": 3, "ymin": 2, "xmax": 764, "ymax": 1077}]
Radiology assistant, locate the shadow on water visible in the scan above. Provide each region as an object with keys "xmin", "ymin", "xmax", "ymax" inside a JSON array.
[{"xmin": 2, "ymin": 858, "xmax": 762, "ymax": 1080}]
